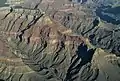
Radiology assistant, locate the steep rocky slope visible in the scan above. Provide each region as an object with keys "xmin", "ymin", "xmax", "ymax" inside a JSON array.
[
  {"xmin": 0, "ymin": 0, "xmax": 120, "ymax": 81},
  {"xmin": 39, "ymin": 0, "xmax": 120, "ymax": 56},
  {"xmin": 0, "ymin": 8, "xmax": 87, "ymax": 81}
]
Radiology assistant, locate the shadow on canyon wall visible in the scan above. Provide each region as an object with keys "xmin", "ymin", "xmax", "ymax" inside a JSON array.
[
  {"xmin": 65, "ymin": 43, "xmax": 96, "ymax": 81},
  {"xmin": 95, "ymin": 6, "xmax": 120, "ymax": 25}
]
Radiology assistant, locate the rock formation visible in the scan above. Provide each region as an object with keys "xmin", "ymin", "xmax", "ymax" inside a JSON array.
[{"xmin": 0, "ymin": 0, "xmax": 120, "ymax": 81}]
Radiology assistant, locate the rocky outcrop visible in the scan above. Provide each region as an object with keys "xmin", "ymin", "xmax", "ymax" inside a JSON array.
[
  {"xmin": 0, "ymin": 8, "xmax": 95, "ymax": 81},
  {"xmin": 42, "ymin": 0, "xmax": 120, "ymax": 56},
  {"xmin": 50, "ymin": 8, "xmax": 120, "ymax": 56},
  {"xmin": 0, "ymin": 0, "xmax": 120, "ymax": 81}
]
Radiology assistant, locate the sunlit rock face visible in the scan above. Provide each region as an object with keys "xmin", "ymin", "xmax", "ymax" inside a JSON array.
[
  {"xmin": 0, "ymin": 7, "xmax": 88, "ymax": 81},
  {"xmin": 0, "ymin": 0, "xmax": 120, "ymax": 81},
  {"xmin": 37, "ymin": 0, "xmax": 120, "ymax": 56}
]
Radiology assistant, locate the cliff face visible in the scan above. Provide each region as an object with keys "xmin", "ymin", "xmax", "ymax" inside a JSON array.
[
  {"xmin": 0, "ymin": 0, "xmax": 120, "ymax": 81},
  {"xmin": 0, "ymin": 8, "xmax": 88, "ymax": 81},
  {"xmin": 38, "ymin": 0, "xmax": 120, "ymax": 56}
]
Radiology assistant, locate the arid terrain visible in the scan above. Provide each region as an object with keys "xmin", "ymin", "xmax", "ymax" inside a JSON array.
[{"xmin": 0, "ymin": 0, "xmax": 120, "ymax": 81}]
